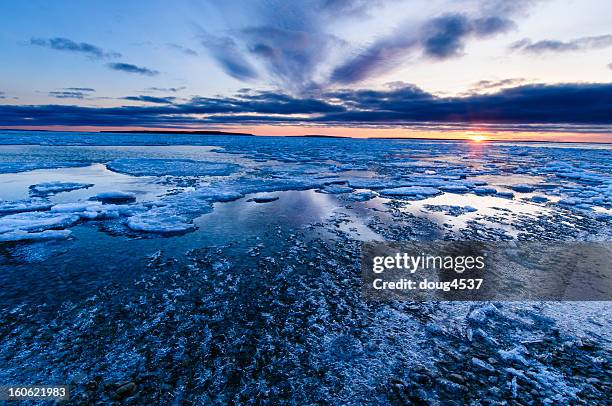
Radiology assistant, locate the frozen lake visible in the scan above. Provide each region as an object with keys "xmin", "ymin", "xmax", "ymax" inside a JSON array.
[{"xmin": 0, "ymin": 131, "xmax": 610, "ymax": 403}]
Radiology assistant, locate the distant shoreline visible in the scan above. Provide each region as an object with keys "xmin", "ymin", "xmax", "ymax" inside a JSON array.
[
  {"xmin": 101, "ymin": 129, "xmax": 255, "ymax": 136},
  {"xmin": 1, "ymin": 128, "xmax": 611, "ymax": 145}
]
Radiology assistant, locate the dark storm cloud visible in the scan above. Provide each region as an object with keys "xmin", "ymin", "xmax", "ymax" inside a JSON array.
[
  {"xmin": 0, "ymin": 92, "xmax": 344, "ymax": 127},
  {"xmin": 184, "ymin": 92, "xmax": 346, "ymax": 115},
  {"xmin": 317, "ymin": 83, "xmax": 612, "ymax": 125},
  {"xmin": 2, "ymin": 83, "xmax": 610, "ymax": 130},
  {"xmin": 332, "ymin": 13, "xmax": 514, "ymax": 84},
  {"xmin": 123, "ymin": 95, "xmax": 176, "ymax": 104},
  {"xmin": 511, "ymin": 34, "xmax": 612, "ymax": 53},
  {"xmin": 29, "ymin": 37, "xmax": 121, "ymax": 59},
  {"xmin": 325, "ymin": 84, "xmax": 432, "ymax": 110},
  {"xmin": 107, "ymin": 63, "xmax": 159, "ymax": 76}
]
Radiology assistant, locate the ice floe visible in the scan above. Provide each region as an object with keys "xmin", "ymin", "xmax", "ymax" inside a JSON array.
[
  {"xmin": 316, "ymin": 185, "xmax": 353, "ymax": 194},
  {"xmin": 379, "ymin": 186, "xmax": 442, "ymax": 199},
  {"xmin": 0, "ymin": 229, "xmax": 72, "ymax": 242},
  {"xmin": 439, "ymin": 184, "xmax": 471, "ymax": 193},
  {"xmin": 424, "ymin": 205, "xmax": 477, "ymax": 216},
  {"xmin": 345, "ymin": 191, "xmax": 377, "ymax": 202},
  {"xmin": 473, "ymin": 187, "xmax": 497, "ymax": 195},
  {"xmin": 127, "ymin": 213, "xmax": 195, "ymax": 234},
  {"xmin": 0, "ymin": 212, "xmax": 80, "ymax": 233},
  {"xmin": 107, "ymin": 158, "xmax": 240, "ymax": 177},
  {"xmin": 51, "ymin": 201, "xmax": 143, "ymax": 220},
  {"xmin": 0, "ymin": 161, "xmax": 87, "ymax": 174},
  {"xmin": 29, "ymin": 181, "xmax": 93, "ymax": 196},
  {"xmin": 91, "ymin": 191, "xmax": 136, "ymax": 203},
  {"xmin": 496, "ymin": 191, "xmax": 514, "ymax": 199},
  {"xmin": 0, "ymin": 199, "xmax": 53, "ymax": 214},
  {"xmin": 511, "ymin": 184, "xmax": 535, "ymax": 193}
]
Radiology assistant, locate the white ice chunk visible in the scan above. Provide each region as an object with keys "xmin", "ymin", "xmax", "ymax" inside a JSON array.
[
  {"xmin": 29, "ymin": 181, "xmax": 93, "ymax": 195},
  {"xmin": 0, "ymin": 229, "xmax": 72, "ymax": 242},
  {"xmin": 317, "ymin": 185, "xmax": 353, "ymax": 194},
  {"xmin": 192, "ymin": 187, "xmax": 244, "ymax": 202},
  {"xmin": 424, "ymin": 205, "xmax": 477, "ymax": 216},
  {"xmin": 0, "ymin": 199, "xmax": 52, "ymax": 214},
  {"xmin": 0, "ymin": 212, "xmax": 80, "ymax": 233},
  {"xmin": 127, "ymin": 214, "xmax": 195, "ymax": 234},
  {"xmin": 51, "ymin": 201, "xmax": 142, "ymax": 219},
  {"xmin": 379, "ymin": 186, "xmax": 441, "ymax": 197}
]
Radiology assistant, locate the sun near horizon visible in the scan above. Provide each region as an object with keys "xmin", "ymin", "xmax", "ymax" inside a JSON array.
[{"xmin": 470, "ymin": 135, "xmax": 487, "ymax": 142}]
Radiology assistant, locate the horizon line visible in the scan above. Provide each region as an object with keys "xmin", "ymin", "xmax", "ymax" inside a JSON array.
[{"xmin": 2, "ymin": 127, "xmax": 612, "ymax": 145}]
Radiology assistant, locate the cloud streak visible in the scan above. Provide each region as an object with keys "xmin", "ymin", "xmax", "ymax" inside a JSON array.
[
  {"xmin": 200, "ymin": 34, "xmax": 258, "ymax": 81},
  {"xmin": 28, "ymin": 37, "xmax": 160, "ymax": 78},
  {"xmin": 123, "ymin": 95, "xmax": 176, "ymax": 104},
  {"xmin": 107, "ymin": 63, "xmax": 159, "ymax": 76},
  {"xmin": 144, "ymin": 87, "xmax": 186, "ymax": 93},
  {"xmin": 64, "ymin": 87, "xmax": 95, "ymax": 92},
  {"xmin": 48, "ymin": 88, "xmax": 95, "ymax": 99},
  {"xmin": 29, "ymin": 37, "xmax": 121, "ymax": 59},
  {"xmin": 166, "ymin": 43, "xmax": 198, "ymax": 56},
  {"xmin": 199, "ymin": 0, "xmax": 380, "ymax": 91},
  {"xmin": 198, "ymin": 1, "xmax": 529, "ymax": 90},
  {"xmin": 332, "ymin": 13, "xmax": 515, "ymax": 85},
  {"xmin": 511, "ymin": 34, "xmax": 612, "ymax": 53}
]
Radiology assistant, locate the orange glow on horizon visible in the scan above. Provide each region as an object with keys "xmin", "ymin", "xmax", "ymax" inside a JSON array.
[{"xmin": 1, "ymin": 125, "xmax": 611, "ymax": 144}]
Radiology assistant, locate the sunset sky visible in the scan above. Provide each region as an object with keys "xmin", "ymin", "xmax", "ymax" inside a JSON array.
[{"xmin": 0, "ymin": 0, "xmax": 611, "ymax": 141}]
